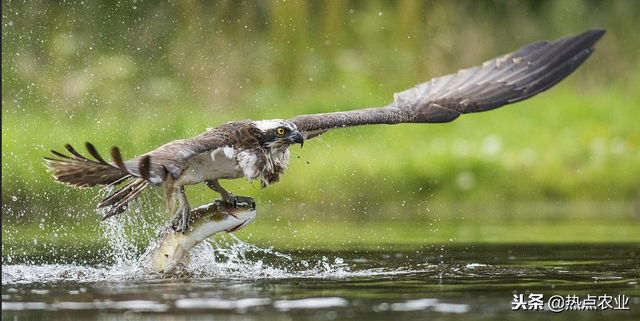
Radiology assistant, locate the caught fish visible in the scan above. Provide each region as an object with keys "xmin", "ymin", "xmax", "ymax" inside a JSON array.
[{"xmin": 142, "ymin": 197, "xmax": 256, "ymax": 273}]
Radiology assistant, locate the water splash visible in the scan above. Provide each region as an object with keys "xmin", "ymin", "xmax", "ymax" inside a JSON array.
[
  {"xmin": 3, "ymin": 226, "xmax": 448, "ymax": 285},
  {"xmin": 3, "ymin": 201, "xmax": 448, "ymax": 284},
  {"xmin": 100, "ymin": 215, "xmax": 139, "ymax": 267}
]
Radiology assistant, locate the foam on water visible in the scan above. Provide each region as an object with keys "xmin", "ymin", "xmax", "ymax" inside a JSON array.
[
  {"xmin": 2, "ymin": 202, "xmax": 464, "ymax": 297},
  {"xmin": 2, "ymin": 232, "xmax": 435, "ymax": 285}
]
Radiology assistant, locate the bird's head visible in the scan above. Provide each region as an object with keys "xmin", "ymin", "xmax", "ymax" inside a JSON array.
[{"xmin": 253, "ymin": 119, "xmax": 304, "ymax": 148}]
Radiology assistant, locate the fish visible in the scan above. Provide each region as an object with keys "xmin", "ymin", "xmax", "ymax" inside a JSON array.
[{"xmin": 141, "ymin": 197, "xmax": 256, "ymax": 273}]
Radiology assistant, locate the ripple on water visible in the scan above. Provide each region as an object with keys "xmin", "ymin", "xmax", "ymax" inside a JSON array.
[
  {"xmin": 2, "ymin": 300, "xmax": 169, "ymax": 312},
  {"xmin": 273, "ymin": 297, "xmax": 349, "ymax": 311},
  {"xmin": 174, "ymin": 298, "xmax": 271, "ymax": 311},
  {"xmin": 389, "ymin": 299, "xmax": 438, "ymax": 311},
  {"xmin": 3, "ymin": 243, "xmax": 639, "ymax": 318},
  {"xmin": 376, "ymin": 299, "xmax": 470, "ymax": 314}
]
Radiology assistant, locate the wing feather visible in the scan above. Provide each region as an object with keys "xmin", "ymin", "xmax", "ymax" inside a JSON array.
[
  {"xmin": 85, "ymin": 142, "xmax": 110, "ymax": 165},
  {"xmin": 45, "ymin": 124, "xmax": 242, "ymax": 189},
  {"xmin": 131, "ymin": 121, "xmax": 253, "ymax": 184},
  {"xmin": 291, "ymin": 29, "xmax": 605, "ymax": 137}
]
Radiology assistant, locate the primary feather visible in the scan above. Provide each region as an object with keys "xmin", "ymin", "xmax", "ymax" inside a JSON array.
[{"xmin": 290, "ymin": 29, "xmax": 605, "ymax": 136}]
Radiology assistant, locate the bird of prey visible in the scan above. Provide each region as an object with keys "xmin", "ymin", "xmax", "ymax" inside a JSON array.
[{"xmin": 45, "ymin": 29, "xmax": 605, "ymax": 232}]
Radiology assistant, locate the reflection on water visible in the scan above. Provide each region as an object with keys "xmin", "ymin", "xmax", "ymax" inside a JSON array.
[{"xmin": 2, "ymin": 238, "xmax": 639, "ymax": 320}]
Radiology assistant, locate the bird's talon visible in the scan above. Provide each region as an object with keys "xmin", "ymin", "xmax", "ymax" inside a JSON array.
[
  {"xmin": 181, "ymin": 206, "xmax": 191, "ymax": 233},
  {"xmin": 170, "ymin": 205, "xmax": 191, "ymax": 233},
  {"xmin": 170, "ymin": 212, "xmax": 182, "ymax": 231}
]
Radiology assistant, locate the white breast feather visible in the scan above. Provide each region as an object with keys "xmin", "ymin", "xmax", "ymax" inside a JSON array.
[
  {"xmin": 223, "ymin": 147, "xmax": 235, "ymax": 159},
  {"xmin": 270, "ymin": 148, "xmax": 290, "ymax": 172},
  {"xmin": 211, "ymin": 146, "xmax": 235, "ymax": 162},
  {"xmin": 237, "ymin": 150, "xmax": 260, "ymax": 179},
  {"xmin": 237, "ymin": 148, "xmax": 290, "ymax": 183}
]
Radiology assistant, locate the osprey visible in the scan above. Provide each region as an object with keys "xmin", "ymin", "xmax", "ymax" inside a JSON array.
[{"xmin": 45, "ymin": 29, "xmax": 605, "ymax": 232}]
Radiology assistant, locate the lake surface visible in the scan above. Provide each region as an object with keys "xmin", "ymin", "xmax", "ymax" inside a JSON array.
[{"xmin": 2, "ymin": 241, "xmax": 639, "ymax": 320}]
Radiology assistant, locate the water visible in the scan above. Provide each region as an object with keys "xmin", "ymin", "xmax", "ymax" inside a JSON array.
[{"xmin": 2, "ymin": 239, "xmax": 639, "ymax": 320}]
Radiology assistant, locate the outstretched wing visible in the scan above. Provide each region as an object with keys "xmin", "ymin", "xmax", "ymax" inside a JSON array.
[
  {"xmin": 45, "ymin": 126, "xmax": 239, "ymax": 188},
  {"xmin": 44, "ymin": 127, "xmax": 238, "ymax": 218},
  {"xmin": 290, "ymin": 29, "xmax": 605, "ymax": 139}
]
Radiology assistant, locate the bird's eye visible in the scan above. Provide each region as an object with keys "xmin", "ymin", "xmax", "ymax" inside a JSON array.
[{"xmin": 277, "ymin": 128, "xmax": 285, "ymax": 135}]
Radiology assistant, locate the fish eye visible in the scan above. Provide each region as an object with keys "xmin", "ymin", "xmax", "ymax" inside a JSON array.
[{"xmin": 277, "ymin": 127, "xmax": 285, "ymax": 135}]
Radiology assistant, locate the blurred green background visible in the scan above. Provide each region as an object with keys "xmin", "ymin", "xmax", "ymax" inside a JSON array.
[{"xmin": 2, "ymin": 0, "xmax": 639, "ymax": 256}]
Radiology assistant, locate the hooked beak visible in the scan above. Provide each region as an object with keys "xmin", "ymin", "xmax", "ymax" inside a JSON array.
[{"xmin": 288, "ymin": 132, "xmax": 304, "ymax": 148}]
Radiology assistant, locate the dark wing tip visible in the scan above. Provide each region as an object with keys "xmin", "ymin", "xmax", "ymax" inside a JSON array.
[
  {"xmin": 43, "ymin": 156, "xmax": 63, "ymax": 162},
  {"xmin": 49, "ymin": 149, "xmax": 71, "ymax": 159},
  {"xmin": 64, "ymin": 144, "xmax": 85, "ymax": 159},
  {"xmin": 85, "ymin": 142, "xmax": 111, "ymax": 165},
  {"xmin": 586, "ymin": 28, "xmax": 606, "ymax": 39},
  {"xmin": 64, "ymin": 144, "xmax": 79, "ymax": 156},
  {"xmin": 579, "ymin": 28, "xmax": 606, "ymax": 49},
  {"xmin": 110, "ymin": 147, "xmax": 128, "ymax": 172}
]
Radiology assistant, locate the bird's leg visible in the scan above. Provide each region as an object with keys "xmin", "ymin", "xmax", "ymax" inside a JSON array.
[
  {"xmin": 205, "ymin": 180, "xmax": 238, "ymax": 207},
  {"xmin": 170, "ymin": 186, "xmax": 191, "ymax": 233},
  {"xmin": 164, "ymin": 176, "xmax": 175, "ymax": 215},
  {"xmin": 166, "ymin": 176, "xmax": 181, "ymax": 229},
  {"xmin": 178, "ymin": 187, "xmax": 191, "ymax": 233}
]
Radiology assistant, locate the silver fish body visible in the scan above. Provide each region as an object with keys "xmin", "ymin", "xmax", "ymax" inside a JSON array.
[{"xmin": 142, "ymin": 198, "xmax": 256, "ymax": 273}]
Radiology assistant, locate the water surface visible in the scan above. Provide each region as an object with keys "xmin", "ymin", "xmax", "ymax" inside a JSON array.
[{"xmin": 3, "ymin": 241, "xmax": 639, "ymax": 320}]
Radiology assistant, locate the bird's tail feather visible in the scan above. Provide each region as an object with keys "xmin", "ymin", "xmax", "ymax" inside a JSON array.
[{"xmin": 44, "ymin": 142, "xmax": 152, "ymax": 219}]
